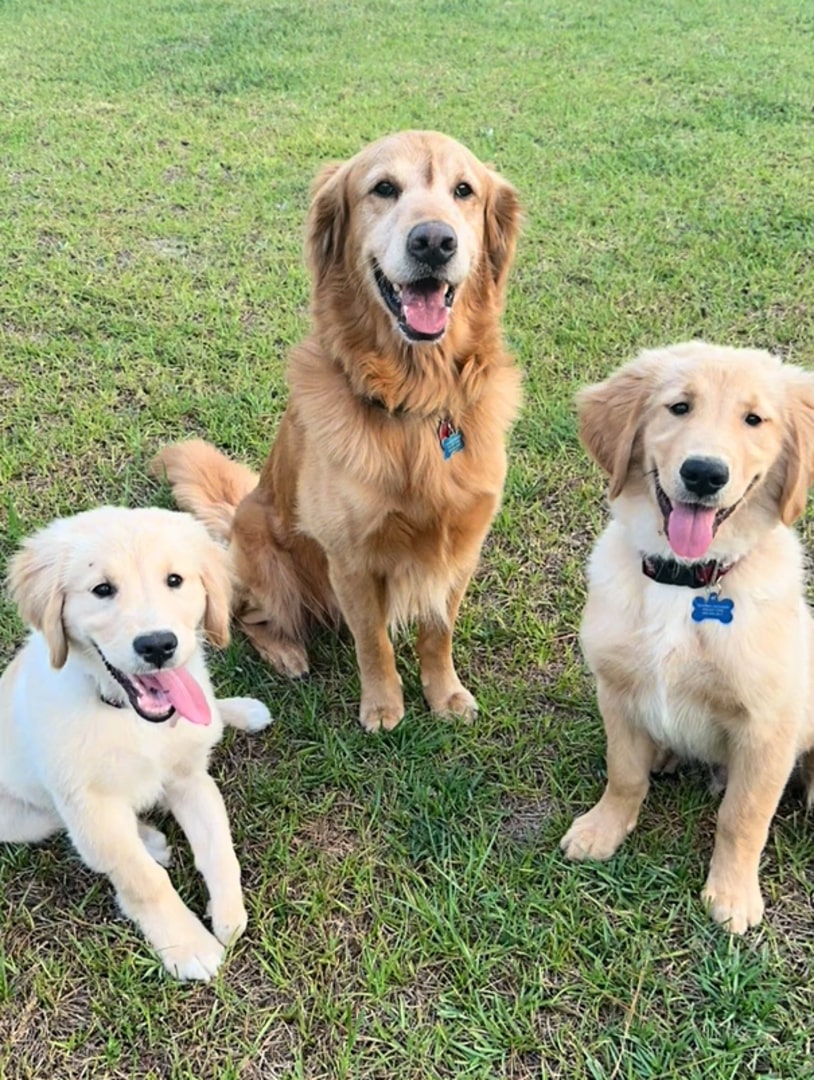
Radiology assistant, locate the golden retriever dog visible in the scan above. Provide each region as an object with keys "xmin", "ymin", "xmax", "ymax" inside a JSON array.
[
  {"xmin": 0, "ymin": 506, "xmax": 271, "ymax": 980},
  {"xmin": 153, "ymin": 130, "xmax": 522, "ymax": 731},
  {"xmin": 561, "ymin": 341, "xmax": 814, "ymax": 933}
]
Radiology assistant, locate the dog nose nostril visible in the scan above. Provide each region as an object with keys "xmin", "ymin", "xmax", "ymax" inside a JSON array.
[
  {"xmin": 679, "ymin": 456, "xmax": 729, "ymax": 496},
  {"xmin": 406, "ymin": 220, "xmax": 458, "ymax": 269},
  {"xmin": 133, "ymin": 631, "xmax": 178, "ymax": 668}
]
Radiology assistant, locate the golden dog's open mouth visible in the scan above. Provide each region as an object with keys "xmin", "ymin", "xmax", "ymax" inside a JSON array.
[
  {"xmin": 373, "ymin": 262, "xmax": 455, "ymax": 342},
  {"xmin": 93, "ymin": 644, "xmax": 211, "ymax": 725}
]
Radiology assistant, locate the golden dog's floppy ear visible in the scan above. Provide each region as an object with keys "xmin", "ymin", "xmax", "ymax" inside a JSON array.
[
  {"xmin": 483, "ymin": 174, "xmax": 521, "ymax": 291},
  {"xmin": 577, "ymin": 358, "xmax": 658, "ymax": 499},
  {"xmin": 778, "ymin": 367, "xmax": 814, "ymax": 525},
  {"xmin": 7, "ymin": 527, "xmax": 68, "ymax": 669},
  {"xmin": 199, "ymin": 539, "xmax": 233, "ymax": 649},
  {"xmin": 306, "ymin": 162, "xmax": 347, "ymax": 285}
]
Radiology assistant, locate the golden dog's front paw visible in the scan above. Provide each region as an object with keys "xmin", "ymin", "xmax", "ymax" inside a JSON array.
[
  {"xmin": 427, "ymin": 687, "xmax": 478, "ymax": 721},
  {"xmin": 560, "ymin": 806, "xmax": 630, "ymax": 862},
  {"xmin": 701, "ymin": 874, "xmax": 764, "ymax": 934},
  {"xmin": 359, "ymin": 699, "xmax": 404, "ymax": 732}
]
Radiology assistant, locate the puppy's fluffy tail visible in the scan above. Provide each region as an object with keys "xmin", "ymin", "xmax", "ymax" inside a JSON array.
[{"xmin": 151, "ymin": 439, "xmax": 258, "ymax": 543}]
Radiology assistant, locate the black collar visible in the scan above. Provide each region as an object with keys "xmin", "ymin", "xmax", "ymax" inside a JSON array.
[{"xmin": 641, "ymin": 555, "xmax": 735, "ymax": 590}]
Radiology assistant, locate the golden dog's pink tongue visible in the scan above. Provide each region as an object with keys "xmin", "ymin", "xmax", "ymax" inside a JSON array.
[
  {"xmin": 667, "ymin": 503, "xmax": 717, "ymax": 559},
  {"xmin": 401, "ymin": 281, "xmax": 448, "ymax": 336},
  {"xmin": 138, "ymin": 669, "xmax": 211, "ymax": 726}
]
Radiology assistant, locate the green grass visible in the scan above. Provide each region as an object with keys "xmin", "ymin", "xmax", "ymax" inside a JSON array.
[{"xmin": 2, "ymin": 0, "xmax": 814, "ymax": 1076}]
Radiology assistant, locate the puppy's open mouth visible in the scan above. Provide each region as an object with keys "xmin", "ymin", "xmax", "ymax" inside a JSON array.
[
  {"xmin": 373, "ymin": 262, "xmax": 455, "ymax": 342},
  {"xmin": 94, "ymin": 645, "xmax": 211, "ymax": 726},
  {"xmin": 655, "ymin": 474, "xmax": 753, "ymax": 560}
]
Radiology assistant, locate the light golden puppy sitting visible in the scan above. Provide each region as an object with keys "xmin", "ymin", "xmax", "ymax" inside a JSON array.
[
  {"xmin": 0, "ymin": 506, "xmax": 271, "ymax": 980},
  {"xmin": 561, "ymin": 341, "xmax": 814, "ymax": 933}
]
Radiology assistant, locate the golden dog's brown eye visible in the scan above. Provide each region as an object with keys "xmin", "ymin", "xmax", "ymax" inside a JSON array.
[
  {"xmin": 668, "ymin": 402, "xmax": 690, "ymax": 416},
  {"xmin": 744, "ymin": 413, "xmax": 763, "ymax": 427},
  {"xmin": 371, "ymin": 180, "xmax": 398, "ymax": 198},
  {"xmin": 454, "ymin": 181, "xmax": 474, "ymax": 199},
  {"xmin": 166, "ymin": 573, "xmax": 183, "ymax": 589},
  {"xmin": 91, "ymin": 582, "xmax": 116, "ymax": 598}
]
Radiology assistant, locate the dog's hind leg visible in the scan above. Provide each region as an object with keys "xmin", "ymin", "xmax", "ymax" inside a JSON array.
[{"xmin": 0, "ymin": 793, "xmax": 61, "ymax": 844}]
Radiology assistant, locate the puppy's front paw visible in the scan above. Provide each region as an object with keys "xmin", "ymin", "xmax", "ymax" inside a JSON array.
[
  {"xmin": 219, "ymin": 696, "xmax": 274, "ymax": 733},
  {"xmin": 209, "ymin": 899, "xmax": 248, "ymax": 948},
  {"xmin": 560, "ymin": 806, "xmax": 629, "ymax": 862},
  {"xmin": 160, "ymin": 922, "xmax": 225, "ymax": 981},
  {"xmin": 701, "ymin": 874, "xmax": 764, "ymax": 934}
]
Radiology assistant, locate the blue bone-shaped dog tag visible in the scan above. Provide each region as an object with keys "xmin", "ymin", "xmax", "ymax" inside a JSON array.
[{"xmin": 691, "ymin": 595, "xmax": 734, "ymax": 624}]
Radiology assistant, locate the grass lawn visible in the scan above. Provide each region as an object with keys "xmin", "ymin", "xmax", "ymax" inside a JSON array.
[{"xmin": 2, "ymin": 0, "xmax": 814, "ymax": 1076}]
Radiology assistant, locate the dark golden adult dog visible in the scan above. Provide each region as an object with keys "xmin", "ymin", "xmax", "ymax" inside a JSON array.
[
  {"xmin": 561, "ymin": 342, "xmax": 814, "ymax": 933},
  {"xmin": 154, "ymin": 131, "xmax": 522, "ymax": 731}
]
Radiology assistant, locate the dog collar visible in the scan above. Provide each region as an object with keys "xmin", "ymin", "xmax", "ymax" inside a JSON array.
[{"xmin": 641, "ymin": 555, "xmax": 734, "ymax": 590}]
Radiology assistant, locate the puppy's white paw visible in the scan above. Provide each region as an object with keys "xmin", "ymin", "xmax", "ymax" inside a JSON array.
[
  {"xmin": 240, "ymin": 699, "xmax": 273, "ymax": 733},
  {"xmin": 209, "ymin": 900, "xmax": 248, "ymax": 947},
  {"xmin": 138, "ymin": 823, "xmax": 172, "ymax": 867},
  {"xmin": 219, "ymin": 696, "xmax": 273, "ymax": 733},
  {"xmin": 160, "ymin": 924, "xmax": 225, "ymax": 981}
]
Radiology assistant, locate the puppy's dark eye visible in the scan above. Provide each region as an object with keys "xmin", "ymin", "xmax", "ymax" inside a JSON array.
[
  {"xmin": 668, "ymin": 402, "xmax": 691, "ymax": 416},
  {"xmin": 744, "ymin": 413, "xmax": 763, "ymax": 427},
  {"xmin": 454, "ymin": 181, "xmax": 474, "ymax": 199},
  {"xmin": 371, "ymin": 180, "xmax": 398, "ymax": 199},
  {"xmin": 91, "ymin": 582, "xmax": 116, "ymax": 598},
  {"xmin": 166, "ymin": 574, "xmax": 183, "ymax": 589}
]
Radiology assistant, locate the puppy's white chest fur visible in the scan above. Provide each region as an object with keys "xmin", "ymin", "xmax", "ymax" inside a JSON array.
[{"xmin": 581, "ymin": 521, "xmax": 811, "ymax": 764}]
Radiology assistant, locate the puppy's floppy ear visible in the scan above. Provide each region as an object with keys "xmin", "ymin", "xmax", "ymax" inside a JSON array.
[
  {"xmin": 577, "ymin": 357, "xmax": 658, "ymax": 499},
  {"xmin": 778, "ymin": 367, "xmax": 814, "ymax": 525},
  {"xmin": 306, "ymin": 162, "xmax": 348, "ymax": 285},
  {"xmin": 7, "ymin": 527, "xmax": 68, "ymax": 669},
  {"xmin": 199, "ymin": 539, "xmax": 233, "ymax": 649},
  {"xmin": 483, "ymin": 173, "xmax": 521, "ymax": 292}
]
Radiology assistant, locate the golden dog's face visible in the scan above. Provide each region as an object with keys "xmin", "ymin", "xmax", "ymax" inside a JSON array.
[
  {"xmin": 307, "ymin": 130, "xmax": 520, "ymax": 346},
  {"xmin": 8, "ymin": 507, "xmax": 231, "ymax": 724},
  {"xmin": 579, "ymin": 342, "xmax": 814, "ymax": 559}
]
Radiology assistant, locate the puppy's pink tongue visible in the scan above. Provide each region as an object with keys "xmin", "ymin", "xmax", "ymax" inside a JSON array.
[
  {"xmin": 401, "ymin": 281, "xmax": 449, "ymax": 336},
  {"xmin": 139, "ymin": 669, "xmax": 211, "ymax": 726},
  {"xmin": 667, "ymin": 503, "xmax": 717, "ymax": 559}
]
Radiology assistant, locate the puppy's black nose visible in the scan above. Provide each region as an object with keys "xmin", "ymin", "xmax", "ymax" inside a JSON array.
[
  {"xmin": 133, "ymin": 631, "xmax": 178, "ymax": 668},
  {"xmin": 679, "ymin": 456, "xmax": 729, "ymax": 498},
  {"xmin": 406, "ymin": 220, "xmax": 457, "ymax": 269}
]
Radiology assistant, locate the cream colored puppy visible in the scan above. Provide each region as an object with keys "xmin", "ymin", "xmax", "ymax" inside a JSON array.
[
  {"xmin": 0, "ymin": 506, "xmax": 271, "ymax": 980},
  {"xmin": 561, "ymin": 342, "xmax": 814, "ymax": 933}
]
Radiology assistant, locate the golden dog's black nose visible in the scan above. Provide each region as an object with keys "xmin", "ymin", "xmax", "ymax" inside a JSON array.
[
  {"xmin": 133, "ymin": 631, "xmax": 178, "ymax": 668},
  {"xmin": 680, "ymin": 456, "xmax": 729, "ymax": 497},
  {"xmin": 406, "ymin": 220, "xmax": 457, "ymax": 269}
]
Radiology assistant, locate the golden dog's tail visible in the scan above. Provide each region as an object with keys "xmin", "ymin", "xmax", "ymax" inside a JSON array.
[{"xmin": 150, "ymin": 439, "xmax": 258, "ymax": 543}]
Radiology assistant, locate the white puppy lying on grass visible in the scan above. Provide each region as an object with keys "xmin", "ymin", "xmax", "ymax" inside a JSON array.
[{"xmin": 0, "ymin": 506, "xmax": 271, "ymax": 981}]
